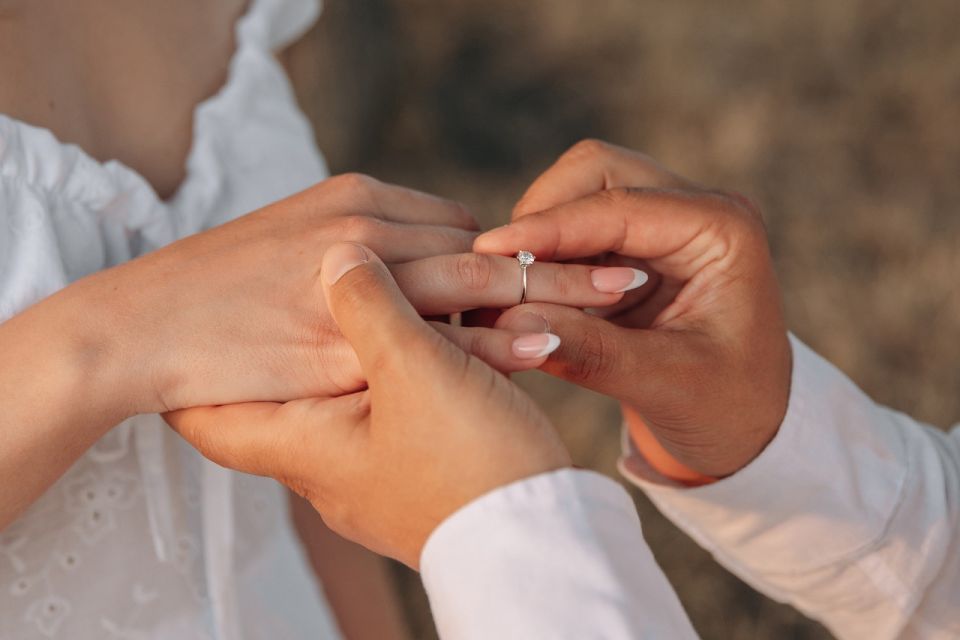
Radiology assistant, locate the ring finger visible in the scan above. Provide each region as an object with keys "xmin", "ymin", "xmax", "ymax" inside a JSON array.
[{"xmin": 392, "ymin": 253, "xmax": 648, "ymax": 315}]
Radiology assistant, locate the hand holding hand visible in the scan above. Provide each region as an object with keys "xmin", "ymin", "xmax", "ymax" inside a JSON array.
[
  {"xmin": 475, "ymin": 141, "xmax": 792, "ymax": 481},
  {"xmin": 166, "ymin": 243, "xmax": 570, "ymax": 568},
  {"xmin": 75, "ymin": 174, "xmax": 629, "ymax": 418}
]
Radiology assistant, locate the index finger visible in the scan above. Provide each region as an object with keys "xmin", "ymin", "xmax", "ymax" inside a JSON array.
[
  {"xmin": 476, "ymin": 187, "xmax": 744, "ymax": 280},
  {"xmin": 513, "ymin": 140, "xmax": 691, "ymax": 219},
  {"xmin": 391, "ymin": 253, "xmax": 635, "ymax": 314}
]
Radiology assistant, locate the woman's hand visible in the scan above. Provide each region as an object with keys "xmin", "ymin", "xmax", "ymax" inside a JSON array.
[
  {"xmin": 1, "ymin": 173, "xmax": 629, "ymax": 527},
  {"xmin": 71, "ymin": 173, "xmax": 635, "ymax": 417},
  {"xmin": 166, "ymin": 243, "xmax": 570, "ymax": 569},
  {"xmin": 474, "ymin": 141, "xmax": 792, "ymax": 481}
]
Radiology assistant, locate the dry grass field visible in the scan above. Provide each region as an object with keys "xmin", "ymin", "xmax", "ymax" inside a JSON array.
[{"xmin": 287, "ymin": 1, "xmax": 960, "ymax": 637}]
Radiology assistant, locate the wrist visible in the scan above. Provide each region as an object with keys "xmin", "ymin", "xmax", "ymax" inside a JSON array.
[
  {"xmin": 623, "ymin": 406, "xmax": 717, "ymax": 486},
  {"xmin": 0, "ymin": 283, "xmax": 148, "ymax": 525},
  {"xmin": 622, "ymin": 344, "xmax": 790, "ymax": 482},
  {"xmin": 53, "ymin": 271, "xmax": 161, "ymax": 420},
  {"xmin": 0, "ymin": 301, "xmax": 124, "ymax": 452}
]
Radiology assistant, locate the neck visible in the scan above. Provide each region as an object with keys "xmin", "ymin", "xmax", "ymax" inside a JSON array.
[{"xmin": 0, "ymin": 0, "xmax": 245, "ymax": 199}]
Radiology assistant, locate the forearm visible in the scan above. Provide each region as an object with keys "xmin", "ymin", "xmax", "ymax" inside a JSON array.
[
  {"xmin": 624, "ymin": 336, "xmax": 960, "ymax": 638},
  {"xmin": 0, "ymin": 281, "xmax": 136, "ymax": 527},
  {"xmin": 290, "ymin": 492, "xmax": 412, "ymax": 640}
]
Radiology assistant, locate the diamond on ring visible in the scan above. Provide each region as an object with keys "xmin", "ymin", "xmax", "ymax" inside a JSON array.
[{"xmin": 517, "ymin": 250, "xmax": 535, "ymax": 266}]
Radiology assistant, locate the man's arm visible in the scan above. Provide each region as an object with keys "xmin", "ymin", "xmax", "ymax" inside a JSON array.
[
  {"xmin": 623, "ymin": 336, "xmax": 960, "ymax": 639},
  {"xmin": 421, "ymin": 469, "xmax": 699, "ymax": 640}
]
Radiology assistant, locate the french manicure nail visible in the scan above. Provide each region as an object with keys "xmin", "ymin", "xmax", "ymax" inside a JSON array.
[
  {"xmin": 591, "ymin": 267, "xmax": 648, "ymax": 293},
  {"xmin": 323, "ymin": 243, "xmax": 369, "ymax": 285},
  {"xmin": 474, "ymin": 224, "xmax": 510, "ymax": 247},
  {"xmin": 502, "ymin": 312, "xmax": 550, "ymax": 334},
  {"xmin": 512, "ymin": 333, "xmax": 561, "ymax": 359}
]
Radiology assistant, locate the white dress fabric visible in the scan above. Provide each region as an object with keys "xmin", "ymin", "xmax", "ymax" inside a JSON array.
[
  {"xmin": 0, "ymin": 1, "xmax": 342, "ymax": 638},
  {"xmin": 419, "ymin": 336, "xmax": 960, "ymax": 639}
]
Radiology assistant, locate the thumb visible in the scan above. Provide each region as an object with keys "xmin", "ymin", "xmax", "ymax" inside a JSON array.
[
  {"xmin": 321, "ymin": 242, "xmax": 429, "ymax": 377},
  {"xmin": 495, "ymin": 303, "xmax": 693, "ymax": 404}
]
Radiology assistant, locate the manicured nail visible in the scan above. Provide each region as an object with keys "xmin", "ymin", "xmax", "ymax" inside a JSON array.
[
  {"xmin": 323, "ymin": 243, "xmax": 369, "ymax": 285},
  {"xmin": 512, "ymin": 333, "xmax": 561, "ymax": 359},
  {"xmin": 591, "ymin": 267, "xmax": 648, "ymax": 293},
  {"xmin": 502, "ymin": 312, "xmax": 550, "ymax": 334},
  {"xmin": 474, "ymin": 225, "xmax": 511, "ymax": 250}
]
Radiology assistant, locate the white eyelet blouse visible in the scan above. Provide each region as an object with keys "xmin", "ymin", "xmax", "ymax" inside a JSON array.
[{"xmin": 0, "ymin": 1, "xmax": 342, "ymax": 638}]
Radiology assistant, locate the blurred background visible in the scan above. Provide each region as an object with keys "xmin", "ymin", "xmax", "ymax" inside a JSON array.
[{"xmin": 285, "ymin": 1, "xmax": 960, "ymax": 637}]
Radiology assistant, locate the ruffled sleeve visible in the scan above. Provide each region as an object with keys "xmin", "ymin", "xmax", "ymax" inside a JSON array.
[
  {"xmin": 0, "ymin": 178, "xmax": 75, "ymax": 321},
  {"xmin": 237, "ymin": 0, "xmax": 322, "ymax": 51},
  {"xmin": 0, "ymin": 113, "xmax": 180, "ymax": 321}
]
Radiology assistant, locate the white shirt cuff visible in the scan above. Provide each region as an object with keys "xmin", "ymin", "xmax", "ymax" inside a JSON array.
[
  {"xmin": 420, "ymin": 468, "xmax": 697, "ymax": 640},
  {"xmin": 620, "ymin": 334, "xmax": 908, "ymax": 574}
]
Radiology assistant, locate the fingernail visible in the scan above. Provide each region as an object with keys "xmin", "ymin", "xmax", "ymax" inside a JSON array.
[
  {"xmin": 502, "ymin": 311, "xmax": 550, "ymax": 334},
  {"xmin": 474, "ymin": 224, "xmax": 510, "ymax": 248},
  {"xmin": 512, "ymin": 333, "xmax": 561, "ymax": 359},
  {"xmin": 591, "ymin": 267, "xmax": 648, "ymax": 293},
  {"xmin": 323, "ymin": 243, "xmax": 369, "ymax": 285}
]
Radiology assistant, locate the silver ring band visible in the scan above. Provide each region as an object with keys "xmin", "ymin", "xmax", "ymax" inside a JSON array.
[
  {"xmin": 517, "ymin": 250, "xmax": 535, "ymax": 304},
  {"xmin": 521, "ymin": 263, "xmax": 529, "ymax": 304}
]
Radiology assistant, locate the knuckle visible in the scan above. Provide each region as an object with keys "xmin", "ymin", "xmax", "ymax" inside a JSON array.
[
  {"xmin": 596, "ymin": 186, "xmax": 636, "ymax": 208},
  {"xmin": 741, "ymin": 211, "xmax": 769, "ymax": 241},
  {"xmin": 550, "ymin": 267, "xmax": 574, "ymax": 298},
  {"xmin": 336, "ymin": 215, "xmax": 381, "ymax": 243},
  {"xmin": 568, "ymin": 138, "xmax": 612, "ymax": 161},
  {"xmin": 711, "ymin": 192, "xmax": 769, "ymax": 244},
  {"xmin": 562, "ymin": 326, "xmax": 615, "ymax": 383},
  {"xmin": 455, "ymin": 253, "xmax": 494, "ymax": 291},
  {"xmin": 330, "ymin": 172, "xmax": 378, "ymax": 194},
  {"xmin": 466, "ymin": 330, "xmax": 491, "ymax": 360}
]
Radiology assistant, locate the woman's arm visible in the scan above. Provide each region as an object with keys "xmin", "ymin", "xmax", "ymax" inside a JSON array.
[
  {"xmin": 290, "ymin": 492, "xmax": 412, "ymax": 640},
  {"xmin": 0, "ymin": 281, "xmax": 139, "ymax": 527}
]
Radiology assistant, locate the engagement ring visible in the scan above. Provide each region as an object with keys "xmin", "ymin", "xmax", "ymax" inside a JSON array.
[{"xmin": 517, "ymin": 250, "xmax": 535, "ymax": 304}]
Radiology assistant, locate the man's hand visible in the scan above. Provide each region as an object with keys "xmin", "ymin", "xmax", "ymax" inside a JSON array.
[
  {"xmin": 474, "ymin": 141, "xmax": 792, "ymax": 481},
  {"xmin": 166, "ymin": 243, "xmax": 571, "ymax": 569}
]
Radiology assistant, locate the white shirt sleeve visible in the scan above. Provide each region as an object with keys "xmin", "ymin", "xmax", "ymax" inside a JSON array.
[
  {"xmin": 419, "ymin": 468, "xmax": 699, "ymax": 640},
  {"xmin": 621, "ymin": 335, "xmax": 960, "ymax": 639}
]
